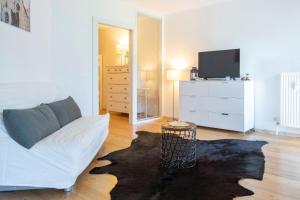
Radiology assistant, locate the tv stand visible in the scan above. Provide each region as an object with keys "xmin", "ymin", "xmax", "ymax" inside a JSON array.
[{"xmin": 179, "ymin": 80, "xmax": 254, "ymax": 133}]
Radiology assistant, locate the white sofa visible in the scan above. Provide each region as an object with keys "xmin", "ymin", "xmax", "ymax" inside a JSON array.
[{"xmin": 0, "ymin": 83, "xmax": 109, "ymax": 191}]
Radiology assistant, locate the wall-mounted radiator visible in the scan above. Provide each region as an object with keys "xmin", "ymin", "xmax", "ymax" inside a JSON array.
[{"xmin": 280, "ymin": 72, "xmax": 300, "ymax": 128}]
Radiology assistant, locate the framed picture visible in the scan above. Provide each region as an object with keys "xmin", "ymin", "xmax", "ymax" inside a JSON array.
[{"xmin": 0, "ymin": 0, "xmax": 30, "ymax": 32}]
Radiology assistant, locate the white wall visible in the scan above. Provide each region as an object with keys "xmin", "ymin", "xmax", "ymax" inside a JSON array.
[
  {"xmin": 0, "ymin": 0, "xmax": 53, "ymax": 83},
  {"xmin": 164, "ymin": 0, "xmax": 300, "ymax": 133},
  {"xmin": 0, "ymin": 0, "xmax": 162, "ymax": 123},
  {"xmin": 52, "ymin": 0, "xmax": 137, "ymax": 116}
]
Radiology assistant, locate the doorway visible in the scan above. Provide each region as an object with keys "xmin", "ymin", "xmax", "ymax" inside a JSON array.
[{"xmin": 98, "ymin": 24, "xmax": 131, "ymax": 121}]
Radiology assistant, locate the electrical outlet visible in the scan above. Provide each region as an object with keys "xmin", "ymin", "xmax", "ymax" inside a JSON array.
[{"xmin": 273, "ymin": 117, "xmax": 280, "ymax": 125}]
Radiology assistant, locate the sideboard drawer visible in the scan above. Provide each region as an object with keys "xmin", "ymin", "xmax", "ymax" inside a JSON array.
[
  {"xmin": 107, "ymin": 102, "xmax": 129, "ymax": 113},
  {"xmin": 180, "ymin": 95, "xmax": 198, "ymax": 109},
  {"xmin": 196, "ymin": 97, "xmax": 210, "ymax": 112},
  {"xmin": 107, "ymin": 67, "xmax": 129, "ymax": 74},
  {"xmin": 180, "ymin": 81, "xmax": 209, "ymax": 96},
  {"xmin": 108, "ymin": 85, "xmax": 129, "ymax": 93},
  {"xmin": 209, "ymin": 82, "xmax": 244, "ymax": 99},
  {"xmin": 209, "ymin": 113, "xmax": 244, "ymax": 131},
  {"xmin": 107, "ymin": 74, "xmax": 129, "ymax": 84},
  {"xmin": 180, "ymin": 96, "xmax": 210, "ymax": 112},
  {"xmin": 180, "ymin": 109, "xmax": 209, "ymax": 126},
  {"xmin": 208, "ymin": 97, "xmax": 244, "ymax": 114},
  {"xmin": 107, "ymin": 93, "xmax": 129, "ymax": 103}
]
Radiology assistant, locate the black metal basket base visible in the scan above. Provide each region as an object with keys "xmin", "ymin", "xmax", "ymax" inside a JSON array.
[{"xmin": 161, "ymin": 123, "xmax": 197, "ymax": 169}]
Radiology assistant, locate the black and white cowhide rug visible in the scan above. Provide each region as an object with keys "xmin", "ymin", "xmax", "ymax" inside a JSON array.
[{"xmin": 90, "ymin": 131, "xmax": 267, "ymax": 200}]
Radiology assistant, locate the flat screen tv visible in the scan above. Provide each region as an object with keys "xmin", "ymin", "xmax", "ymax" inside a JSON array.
[{"xmin": 198, "ymin": 49, "xmax": 240, "ymax": 79}]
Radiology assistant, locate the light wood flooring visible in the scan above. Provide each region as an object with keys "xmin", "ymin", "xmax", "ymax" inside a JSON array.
[{"xmin": 1, "ymin": 113, "xmax": 300, "ymax": 200}]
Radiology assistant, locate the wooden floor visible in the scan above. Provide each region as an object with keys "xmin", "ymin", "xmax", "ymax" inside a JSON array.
[{"xmin": 1, "ymin": 114, "xmax": 300, "ymax": 200}]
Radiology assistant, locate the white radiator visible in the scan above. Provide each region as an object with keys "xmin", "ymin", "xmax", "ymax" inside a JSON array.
[{"xmin": 280, "ymin": 73, "xmax": 300, "ymax": 128}]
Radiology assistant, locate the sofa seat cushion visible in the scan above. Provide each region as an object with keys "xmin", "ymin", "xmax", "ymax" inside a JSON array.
[
  {"xmin": 3, "ymin": 105, "xmax": 60, "ymax": 149},
  {"xmin": 31, "ymin": 114, "xmax": 110, "ymax": 174},
  {"xmin": 46, "ymin": 97, "xmax": 82, "ymax": 127}
]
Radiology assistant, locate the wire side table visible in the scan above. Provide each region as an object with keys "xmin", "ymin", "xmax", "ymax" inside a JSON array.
[{"xmin": 161, "ymin": 122, "xmax": 197, "ymax": 169}]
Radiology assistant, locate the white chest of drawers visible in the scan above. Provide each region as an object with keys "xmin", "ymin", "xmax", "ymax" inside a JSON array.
[
  {"xmin": 106, "ymin": 66, "xmax": 129, "ymax": 114},
  {"xmin": 179, "ymin": 80, "xmax": 254, "ymax": 132}
]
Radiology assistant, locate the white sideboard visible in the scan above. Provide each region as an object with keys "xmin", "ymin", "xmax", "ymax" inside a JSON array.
[{"xmin": 179, "ymin": 80, "xmax": 254, "ymax": 132}]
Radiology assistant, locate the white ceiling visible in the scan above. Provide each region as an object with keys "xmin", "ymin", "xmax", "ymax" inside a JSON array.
[{"xmin": 126, "ymin": 0, "xmax": 231, "ymax": 15}]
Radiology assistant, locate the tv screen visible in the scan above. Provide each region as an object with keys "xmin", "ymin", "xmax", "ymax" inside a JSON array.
[{"xmin": 198, "ymin": 49, "xmax": 240, "ymax": 78}]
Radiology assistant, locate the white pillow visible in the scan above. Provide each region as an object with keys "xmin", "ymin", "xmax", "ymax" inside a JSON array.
[{"xmin": 0, "ymin": 113, "xmax": 9, "ymax": 138}]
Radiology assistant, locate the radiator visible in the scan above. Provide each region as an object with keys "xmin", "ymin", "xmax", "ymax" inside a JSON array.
[{"xmin": 280, "ymin": 72, "xmax": 300, "ymax": 128}]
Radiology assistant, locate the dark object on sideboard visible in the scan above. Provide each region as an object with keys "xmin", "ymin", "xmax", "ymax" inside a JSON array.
[{"xmin": 190, "ymin": 67, "xmax": 198, "ymax": 80}]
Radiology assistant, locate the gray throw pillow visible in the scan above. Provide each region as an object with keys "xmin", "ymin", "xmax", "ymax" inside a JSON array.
[
  {"xmin": 46, "ymin": 96, "xmax": 82, "ymax": 127},
  {"xmin": 3, "ymin": 105, "xmax": 60, "ymax": 149}
]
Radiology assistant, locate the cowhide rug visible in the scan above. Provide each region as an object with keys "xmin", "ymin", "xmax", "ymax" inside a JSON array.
[{"xmin": 90, "ymin": 131, "xmax": 267, "ymax": 200}]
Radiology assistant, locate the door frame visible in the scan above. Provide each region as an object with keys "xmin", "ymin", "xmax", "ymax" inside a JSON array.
[{"xmin": 92, "ymin": 16, "xmax": 137, "ymax": 124}]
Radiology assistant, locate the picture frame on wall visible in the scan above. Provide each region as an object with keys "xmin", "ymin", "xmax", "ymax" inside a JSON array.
[{"xmin": 0, "ymin": 0, "xmax": 30, "ymax": 32}]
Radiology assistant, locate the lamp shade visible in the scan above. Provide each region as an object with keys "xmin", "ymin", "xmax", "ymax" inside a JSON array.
[
  {"xmin": 116, "ymin": 44, "xmax": 128, "ymax": 54},
  {"xmin": 167, "ymin": 69, "xmax": 181, "ymax": 81}
]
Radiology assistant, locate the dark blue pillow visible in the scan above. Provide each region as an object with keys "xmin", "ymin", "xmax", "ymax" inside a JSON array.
[
  {"xmin": 46, "ymin": 96, "xmax": 82, "ymax": 127},
  {"xmin": 3, "ymin": 105, "xmax": 60, "ymax": 149}
]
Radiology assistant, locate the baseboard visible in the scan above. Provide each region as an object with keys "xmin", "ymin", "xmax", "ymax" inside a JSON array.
[
  {"xmin": 134, "ymin": 117, "xmax": 162, "ymax": 125},
  {"xmin": 255, "ymin": 129, "xmax": 300, "ymax": 137}
]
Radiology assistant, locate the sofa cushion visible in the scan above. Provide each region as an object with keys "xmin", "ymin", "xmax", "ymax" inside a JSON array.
[
  {"xmin": 3, "ymin": 105, "xmax": 60, "ymax": 149},
  {"xmin": 46, "ymin": 97, "xmax": 82, "ymax": 127},
  {"xmin": 31, "ymin": 114, "xmax": 110, "ymax": 174}
]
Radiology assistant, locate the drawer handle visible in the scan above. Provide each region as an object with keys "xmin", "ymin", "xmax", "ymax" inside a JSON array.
[
  {"xmin": 110, "ymin": 78, "xmax": 112, "ymax": 80},
  {"xmin": 189, "ymin": 110, "xmax": 197, "ymax": 113},
  {"xmin": 221, "ymin": 113, "xmax": 229, "ymax": 116},
  {"xmin": 124, "ymin": 97, "xmax": 127, "ymax": 99},
  {"xmin": 189, "ymin": 95, "xmax": 197, "ymax": 98},
  {"xmin": 220, "ymin": 97, "xmax": 229, "ymax": 100},
  {"xmin": 124, "ymin": 77, "xmax": 127, "ymax": 80},
  {"xmin": 124, "ymin": 88, "xmax": 127, "ymax": 90},
  {"xmin": 110, "ymin": 88, "xmax": 112, "ymax": 90},
  {"xmin": 124, "ymin": 106, "xmax": 127, "ymax": 108}
]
